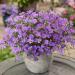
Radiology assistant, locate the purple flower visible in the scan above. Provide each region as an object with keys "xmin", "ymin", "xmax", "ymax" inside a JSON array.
[
  {"xmin": 1, "ymin": 4, "xmax": 18, "ymax": 16},
  {"xmin": 36, "ymin": 38, "xmax": 41, "ymax": 43},
  {"xmin": 49, "ymin": 42, "xmax": 56, "ymax": 46},
  {"xmin": 1, "ymin": 10, "xmax": 75, "ymax": 60},
  {"xmin": 0, "ymin": 40, "xmax": 6, "ymax": 50},
  {"xmin": 28, "ymin": 38, "xmax": 34, "ymax": 44},
  {"xmin": 11, "ymin": 47, "xmax": 21, "ymax": 54},
  {"xmin": 31, "ymin": 12, "xmax": 38, "ymax": 17},
  {"xmin": 44, "ymin": 40, "xmax": 49, "ymax": 45}
]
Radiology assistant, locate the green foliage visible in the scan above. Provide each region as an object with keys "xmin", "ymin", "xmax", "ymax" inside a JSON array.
[
  {"xmin": 0, "ymin": 47, "xmax": 14, "ymax": 62},
  {"xmin": 65, "ymin": 6, "xmax": 75, "ymax": 15},
  {"xmin": 63, "ymin": 5, "xmax": 75, "ymax": 26},
  {"xmin": 13, "ymin": 0, "xmax": 39, "ymax": 9}
]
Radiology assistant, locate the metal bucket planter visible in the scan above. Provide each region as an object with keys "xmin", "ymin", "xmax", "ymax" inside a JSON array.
[{"xmin": 24, "ymin": 54, "xmax": 52, "ymax": 73}]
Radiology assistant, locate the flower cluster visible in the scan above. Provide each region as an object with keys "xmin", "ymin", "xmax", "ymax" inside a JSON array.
[
  {"xmin": 1, "ymin": 10, "xmax": 75, "ymax": 60},
  {"xmin": 1, "ymin": 4, "xmax": 18, "ymax": 16}
]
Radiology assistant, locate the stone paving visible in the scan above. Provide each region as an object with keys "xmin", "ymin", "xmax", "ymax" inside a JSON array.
[
  {"xmin": 3, "ymin": 62, "xmax": 75, "ymax": 75},
  {"xmin": 0, "ymin": 56, "xmax": 75, "ymax": 75}
]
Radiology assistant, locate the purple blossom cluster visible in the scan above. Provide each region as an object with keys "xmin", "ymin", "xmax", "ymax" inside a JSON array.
[
  {"xmin": 1, "ymin": 10, "xmax": 75, "ymax": 59},
  {"xmin": 1, "ymin": 4, "xmax": 18, "ymax": 16}
]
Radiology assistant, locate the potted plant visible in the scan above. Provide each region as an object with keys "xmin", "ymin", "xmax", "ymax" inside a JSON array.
[
  {"xmin": 1, "ymin": 4, "xmax": 18, "ymax": 27},
  {"xmin": 0, "ymin": 10, "xmax": 75, "ymax": 73}
]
